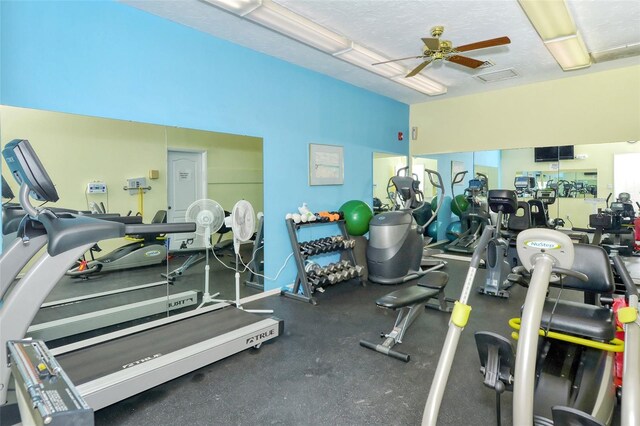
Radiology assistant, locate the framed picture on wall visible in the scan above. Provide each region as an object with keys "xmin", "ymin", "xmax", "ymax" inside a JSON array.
[{"xmin": 309, "ymin": 143, "xmax": 344, "ymax": 185}]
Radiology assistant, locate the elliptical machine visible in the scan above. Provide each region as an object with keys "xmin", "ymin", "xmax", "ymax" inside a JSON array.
[
  {"xmin": 366, "ymin": 167, "xmax": 445, "ymax": 285},
  {"xmin": 446, "ymin": 172, "xmax": 491, "ymax": 254}
]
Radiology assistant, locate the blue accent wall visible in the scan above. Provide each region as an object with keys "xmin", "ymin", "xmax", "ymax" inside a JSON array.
[{"xmin": 0, "ymin": 1, "xmax": 409, "ymax": 288}]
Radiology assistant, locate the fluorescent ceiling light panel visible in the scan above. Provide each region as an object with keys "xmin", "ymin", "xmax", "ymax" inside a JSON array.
[
  {"xmin": 334, "ymin": 43, "xmax": 406, "ymax": 78},
  {"xmin": 518, "ymin": 0, "xmax": 576, "ymax": 39},
  {"xmin": 544, "ymin": 33, "xmax": 591, "ymax": 70},
  {"xmin": 203, "ymin": 0, "xmax": 445, "ymax": 96},
  {"xmin": 392, "ymin": 75, "xmax": 447, "ymax": 96},
  {"xmin": 203, "ymin": 0, "xmax": 349, "ymax": 53},
  {"xmin": 202, "ymin": 0, "xmax": 261, "ymax": 15},
  {"xmin": 248, "ymin": 0, "xmax": 350, "ymax": 53},
  {"xmin": 591, "ymin": 42, "xmax": 640, "ymax": 63}
]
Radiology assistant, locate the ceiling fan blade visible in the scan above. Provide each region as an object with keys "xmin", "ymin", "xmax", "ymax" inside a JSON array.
[
  {"xmin": 372, "ymin": 55, "xmax": 426, "ymax": 66},
  {"xmin": 406, "ymin": 60, "xmax": 432, "ymax": 78},
  {"xmin": 421, "ymin": 37, "xmax": 440, "ymax": 51},
  {"xmin": 454, "ymin": 36, "xmax": 511, "ymax": 53},
  {"xmin": 447, "ymin": 55, "xmax": 486, "ymax": 69}
]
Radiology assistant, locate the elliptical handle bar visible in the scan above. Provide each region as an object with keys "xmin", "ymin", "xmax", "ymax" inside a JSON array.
[
  {"xmin": 452, "ymin": 171, "xmax": 467, "ymax": 185},
  {"xmin": 425, "ymin": 169, "xmax": 444, "ymax": 191},
  {"xmin": 451, "ymin": 171, "xmax": 468, "ymax": 213}
]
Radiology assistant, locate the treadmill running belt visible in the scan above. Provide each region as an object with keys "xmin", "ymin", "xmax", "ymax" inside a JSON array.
[{"xmin": 57, "ymin": 307, "xmax": 261, "ymax": 385}]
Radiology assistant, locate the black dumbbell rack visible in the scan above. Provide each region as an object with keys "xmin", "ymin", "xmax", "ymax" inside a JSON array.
[{"xmin": 281, "ymin": 218, "xmax": 364, "ymax": 305}]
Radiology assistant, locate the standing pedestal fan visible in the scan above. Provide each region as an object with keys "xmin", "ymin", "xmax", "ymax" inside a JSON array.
[
  {"xmin": 225, "ymin": 200, "xmax": 273, "ymax": 314},
  {"xmin": 185, "ymin": 199, "xmax": 226, "ymax": 307}
]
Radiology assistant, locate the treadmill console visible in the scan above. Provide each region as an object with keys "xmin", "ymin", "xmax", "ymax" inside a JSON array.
[
  {"xmin": 610, "ymin": 202, "xmax": 625, "ymax": 212},
  {"xmin": 535, "ymin": 189, "xmax": 556, "ymax": 206},
  {"xmin": 514, "ymin": 176, "xmax": 535, "ymax": 190},
  {"xmin": 8, "ymin": 340, "xmax": 93, "ymax": 426},
  {"xmin": 468, "ymin": 179, "xmax": 482, "ymax": 189},
  {"xmin": 2, "ymin": 139, "xmax": 59, "ymax": 202}
]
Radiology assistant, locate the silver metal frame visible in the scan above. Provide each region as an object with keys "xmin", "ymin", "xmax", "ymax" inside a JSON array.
[
  {"xmin": 28, "ymin": 290, "xmax": 199, "ymax": 341},
  {"xmin": 1, "ymin": 243, "xmax": 94, "ymax": 403}
]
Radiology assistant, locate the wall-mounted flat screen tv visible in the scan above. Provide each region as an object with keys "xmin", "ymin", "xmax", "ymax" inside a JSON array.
[{"xmin": 534, "ymin": 145, "xmax": 574, "ymax": 162}]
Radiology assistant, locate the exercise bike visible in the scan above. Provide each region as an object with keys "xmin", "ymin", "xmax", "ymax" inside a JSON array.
[{"xmin": 422, "ymin": 227, "xmax": 639, "ymax": 426}]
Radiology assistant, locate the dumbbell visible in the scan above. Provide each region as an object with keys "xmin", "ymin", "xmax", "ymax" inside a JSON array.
[
  {"xmin": 322, "ymin": 273, "xmax": 337, "ymax": 284},
  {"xmin": 324, "ymin": 263, "xmax": 336, "ymax": 273},
  {"xmin": 307, "ymin": 277, "xmax": 326, "ymax": 293},
  {"xmin": 335, "ymin": 270, "xmax": 351, "ymax": 282},
  {"xmin": 338, "ymin": 260, "xmax": 351, "ymax": 269},
  {"xmin": 353, "ymin": 265, "xmax": 364, "ymax": 276}
]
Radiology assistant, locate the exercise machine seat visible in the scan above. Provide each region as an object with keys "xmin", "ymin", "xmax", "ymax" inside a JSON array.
[
  {"xmin": 417, "ymin": 270, "xmax": 449, "ymax": 290},
  {"xmin": 127, "ymin": 210, "xmax": 167, "ymax": 240},
  {"xmin": 487, "ymin": 190, "xmax": 518, "ymax": 214},
  {"xmin": 507, "ymin": 201, "xmax": 531, "ymax": 232},
  {"xmin": 528, "ymin": 199, "xmax": 547, "ymax": 227},
  {"xmin": 538, "ymin": 300, "xmax": 615, "ymax": 342},
  {"xmin": 375, "ymin": 286, "xmax": 440, "ymax": 310},
  {"xmin": 534, "ymin": 243, "xmax": 615, "ymax": 342},
  {"xmin": 151, "ymin": 210, "xmax": 168, "ymax": 224},
  {"xmin": 552, "ymin": 244, "xmax": 614, "ymax": 294}
]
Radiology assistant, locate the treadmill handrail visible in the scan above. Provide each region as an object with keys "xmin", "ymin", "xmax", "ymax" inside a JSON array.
[
  {"xmin": 124, "ymin": 222, "xmax": 196, "ymax": 235},
  {"xmin": 39, "ymin": 210, "xmax": 126, "ymax": 257}
]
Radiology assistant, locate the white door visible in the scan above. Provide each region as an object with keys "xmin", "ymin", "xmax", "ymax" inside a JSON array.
[{"xmin": 167, "ymin": 150, "xmax": 206, "ymax": 251}]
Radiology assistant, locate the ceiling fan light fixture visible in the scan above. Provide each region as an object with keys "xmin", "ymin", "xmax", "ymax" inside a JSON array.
[
  {"xmin": 392, "ymin": 75, "xmax": 446, "ymax": 96},
  {"xmin": 544, "ymin": 33, "xmax": 591, "ymax": 70},
  {"xmin": 334, "ymin": 43, "xmax": 406, "ymax": 78},
  {"xmin": 517, "ymin": 0, "xmax": 577, "ymax": 39}
]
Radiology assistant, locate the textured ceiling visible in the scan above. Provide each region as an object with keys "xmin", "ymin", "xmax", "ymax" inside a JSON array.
[{"xmin": 122, "ymin": 0, "xmax": 640, "ymax": 104}]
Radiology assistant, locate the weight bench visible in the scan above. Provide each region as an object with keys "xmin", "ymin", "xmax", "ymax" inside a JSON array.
[{"xmin": 360, "ymin": 271, "xmax": 449, "ymax": 362}]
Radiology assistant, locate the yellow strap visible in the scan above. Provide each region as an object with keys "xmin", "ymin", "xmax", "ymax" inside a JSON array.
[
  {"xmin": 138, "ymin": 187, "xmax": 144, "ymax": 217},
  {"xmin": 509, "ymin": 317, "xmax": 624, "ymax": 353},
  {"xmin": 451, "ymin": 301, "xmax": 472, "ymax": 328}
]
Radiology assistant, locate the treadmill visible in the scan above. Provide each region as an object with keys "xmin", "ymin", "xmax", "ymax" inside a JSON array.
[{"xmin": 0, "ymin": 139, "xmax": 283, "ymax": 413}]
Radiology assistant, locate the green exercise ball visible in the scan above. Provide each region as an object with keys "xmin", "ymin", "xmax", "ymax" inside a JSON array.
[
  {"xmin": 339, "ymin": 200, "xmax": 373, "ymax": 236},
  {"xmin": 430, "ymin": 196, "xmax": 438, "ymax": 212},
  {"xmin": 451, "ymin": 195, "xmax": 469, "ymax": 217}
]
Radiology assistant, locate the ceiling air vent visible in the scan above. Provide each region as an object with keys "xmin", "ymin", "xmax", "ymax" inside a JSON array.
[
  {"xmin": 474, "ymin": 68, "xmax": 519, "ymax": 83},
  {"xmin": 591, "ymin": 43, "xmax": 640, "ymax": 63}
]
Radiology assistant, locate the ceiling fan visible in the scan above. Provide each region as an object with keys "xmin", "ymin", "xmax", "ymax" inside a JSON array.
[{"xmin": 374, "ymin": 26, "xmax": 511, "ymax": 77}]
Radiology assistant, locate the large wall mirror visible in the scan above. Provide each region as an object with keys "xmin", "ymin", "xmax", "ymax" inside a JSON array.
[
  {"xmin": 372, "ymin": 151, "xmax": 408, "ymax": 212},
  {"xmin": 412, "ymin": 141, "xmax": 640, "ymax": 240},
  {"xmin": 0, "ymin": 105, "xmax": 264, "ymax": 347}
]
